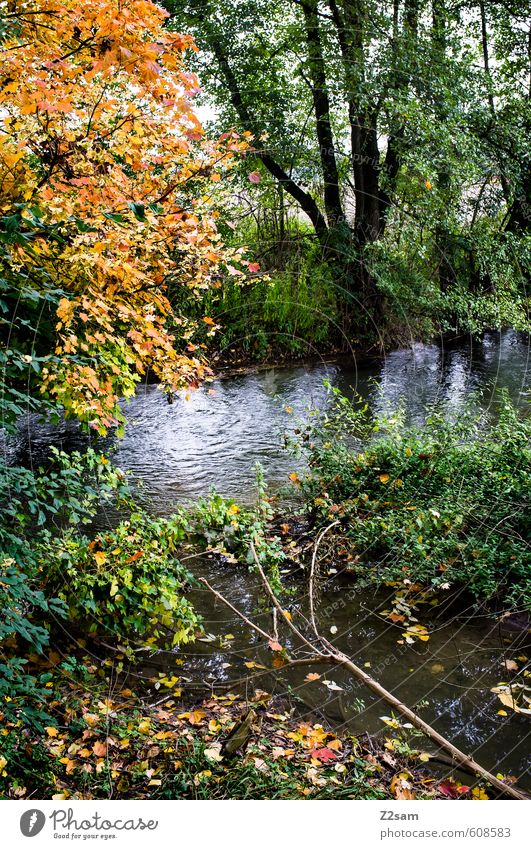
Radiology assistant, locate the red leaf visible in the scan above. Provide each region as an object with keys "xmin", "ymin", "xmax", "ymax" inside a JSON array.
[
  {"xmin": 310, "ymin": 747, "xmax": 338, "ymax": 762},
  {"xmin": 438, "ymin": 780, "xmax": 461, "ymax": 798},
  {"xmin": 248, "ymin": 262, "xmax": 260, "ymax": 273},
  {"xmin": 248, "ymin": 171, "xmax": 261, "ymax": 183}
]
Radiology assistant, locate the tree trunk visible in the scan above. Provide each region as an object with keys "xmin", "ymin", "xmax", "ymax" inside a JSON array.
[
  {"xmin": 207, "ymin": 32, "xmax": 330, "ymax": 244},
  {"xmin": 301, "ymin": 0, "xmax": 345, "ymax": 228}
]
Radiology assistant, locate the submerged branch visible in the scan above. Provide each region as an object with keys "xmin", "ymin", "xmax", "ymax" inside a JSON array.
[{"xmin": 197, "ymin": 542, "xmax": 530, "ymax": 801}]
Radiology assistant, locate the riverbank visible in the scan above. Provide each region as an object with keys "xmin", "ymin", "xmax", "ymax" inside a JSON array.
[
  {"xmin": 0, "ymin": 665, "xmax": 494, "ymax": 801},
  {"xmin": 2, "ymin": 333, "xmax": 529, "ymax": 800}
]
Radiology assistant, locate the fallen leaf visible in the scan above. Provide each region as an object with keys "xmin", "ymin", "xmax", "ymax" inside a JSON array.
[
  {"xmin": 388, "ymin": 613, "xmax": 405, "ymax": 623},
  {"xmin": 204, "ymin": 744, "xmax": 223, "ymax": 762},
  {"xmin": 310, "ymin": 747, "xmax": 338, "ymax": 762},
  {"xmin": 305, "ymin": 673, "xmax": 321, "ymax": 682},
  {"xmin": 322, "ymin": 680, "xmax": 343, "ymax": 691},
  {"xmin": 188, "ymin": 709, "xmax": 206, "ymax": 726},
  {"xmin": 390, "ymin": 771, "xmax": 416, "ymax": 800},
  {"xmin": 471, "ymin": 787, "xmax": 489, "ymax": 800}
]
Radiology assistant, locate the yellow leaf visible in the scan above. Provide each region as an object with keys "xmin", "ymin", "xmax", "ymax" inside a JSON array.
[
  {"xmin": 138, "ymin": 720, "xmax": 151, "ymax": 734},
  {"xmin": 379, "ymin": 473, "xmax": 390, "ymax": 484},
  {"xmin": 495, "ymin": 692, "xmax": 520, "ymax": 712},
  {"xmin": 471, "ymin": 787, "xmax": 489, "ymax": 800},
  {"xmin": 497, "ymin": 710, "xmax": 508, "ymax": 717},
  {"xmin": 45, "ymin": 727, "xmax": 59, "ymax": 737},
  {"xmin": 188, "ymin": 709, "xmax": 206, "ymax": 726},
  {"xmin": 94, "ymin": 551, "xmax": 107, "ymax": 567},
  {"xmin": 418, "ymin": 752, "xmax": 430, "ymax": 762}
]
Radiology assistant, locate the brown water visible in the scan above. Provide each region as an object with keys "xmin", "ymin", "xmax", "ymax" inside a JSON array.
[
  {"xmin": 138, "ymin": 555, "xmax": 531, "ymax": 787},
  {"xmin": 7, "ymin": 330, "xmax": 531, "ymax": 785}
]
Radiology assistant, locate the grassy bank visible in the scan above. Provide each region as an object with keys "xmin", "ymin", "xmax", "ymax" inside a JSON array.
[{"xmin": 290, "ymin": 388, "xmax": 530, "ymax": 612}]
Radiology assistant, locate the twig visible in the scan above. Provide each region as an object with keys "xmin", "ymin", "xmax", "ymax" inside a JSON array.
[
  {"xmin": 309, "ymin": 520, "xmax": 339, "ymax": 638},
  {"xmin": 250, "ymin": 542, "xmax": 320, "ymax": 648},
  {"xmin": 198, "ymin": 576, "xmax": 273, "ymax": 642}
]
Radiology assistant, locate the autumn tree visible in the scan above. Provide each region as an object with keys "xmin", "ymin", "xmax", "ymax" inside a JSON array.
[{"xmin": 0, "ymin": 0, "xmax": 249, "ymax": 432}]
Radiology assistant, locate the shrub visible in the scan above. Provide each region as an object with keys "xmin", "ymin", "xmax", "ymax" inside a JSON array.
[
  {"xmin": 296, "ymin": 386, "xmax": 531, "ymax": 609},
  {"xmin": 40, "ymin": 513, "xmax": 200, "ymax": 650}
]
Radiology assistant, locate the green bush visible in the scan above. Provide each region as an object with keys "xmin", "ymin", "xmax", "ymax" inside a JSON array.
[
  {"xmin": 41, "ymin": 513, "xmax": 200, "ymax": 650},
  {"xmin": 0, "ymin": 449, "xmax": 127, "ymax": 728},
  {"xmin": 168, "ymin": 226, "xmax": 341, "ymax": 360},
  {"xmin": 296, "ymin": 386, "xmax": 531, "ymax": 609},
  {"xmin": 0, "ymin": 449, "xmax": 199, "ymax": 726},
  {"xmin": 170, "ymin": 464, "xmax": 286, "ymax": 591},
  {"xmin": 0, "ymin": 557, "xmax": 65, "ymax": 728}
]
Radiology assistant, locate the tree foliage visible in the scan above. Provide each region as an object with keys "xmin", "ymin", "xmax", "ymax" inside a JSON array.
[
  {"xmin": 0, "ymin": 0, "xmax": 249, "ymax": 431},
  {"xmin": 165, "ymin": 0, "xmax": 530, "ymax": 334}
]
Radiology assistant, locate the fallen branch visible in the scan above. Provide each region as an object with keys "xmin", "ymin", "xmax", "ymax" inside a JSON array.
[
  {"xmin": 199, "ymin": 576, "xmax": 273, "ymax": 642},
  {"xmin": 260, "ymin": 542, "xmax": 529, "ymax": 799},
  {"xmin": 198, "ymin": 543, "xmax": 528, "ymax": 799}
]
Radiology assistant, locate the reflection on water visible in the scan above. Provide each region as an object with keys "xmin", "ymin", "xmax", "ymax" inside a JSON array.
[{"xmin": 6, "ymin": 330, "xmax": 529, "ymax": 510}]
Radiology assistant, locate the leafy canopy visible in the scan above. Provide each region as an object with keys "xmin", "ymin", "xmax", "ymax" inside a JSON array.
[{"xmin": 0, "ymin": 0, "xmax": 249, "ymax": 432}]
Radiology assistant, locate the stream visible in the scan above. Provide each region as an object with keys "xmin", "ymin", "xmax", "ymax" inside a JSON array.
[{"xmin": 8, "ymin": 330, "xmax": 531, "ymax": 784}]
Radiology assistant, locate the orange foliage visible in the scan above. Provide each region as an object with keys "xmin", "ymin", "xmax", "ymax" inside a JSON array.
[{"xmin": 0, "ymin": 0, "xmax": 249, "ymax": 431}]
